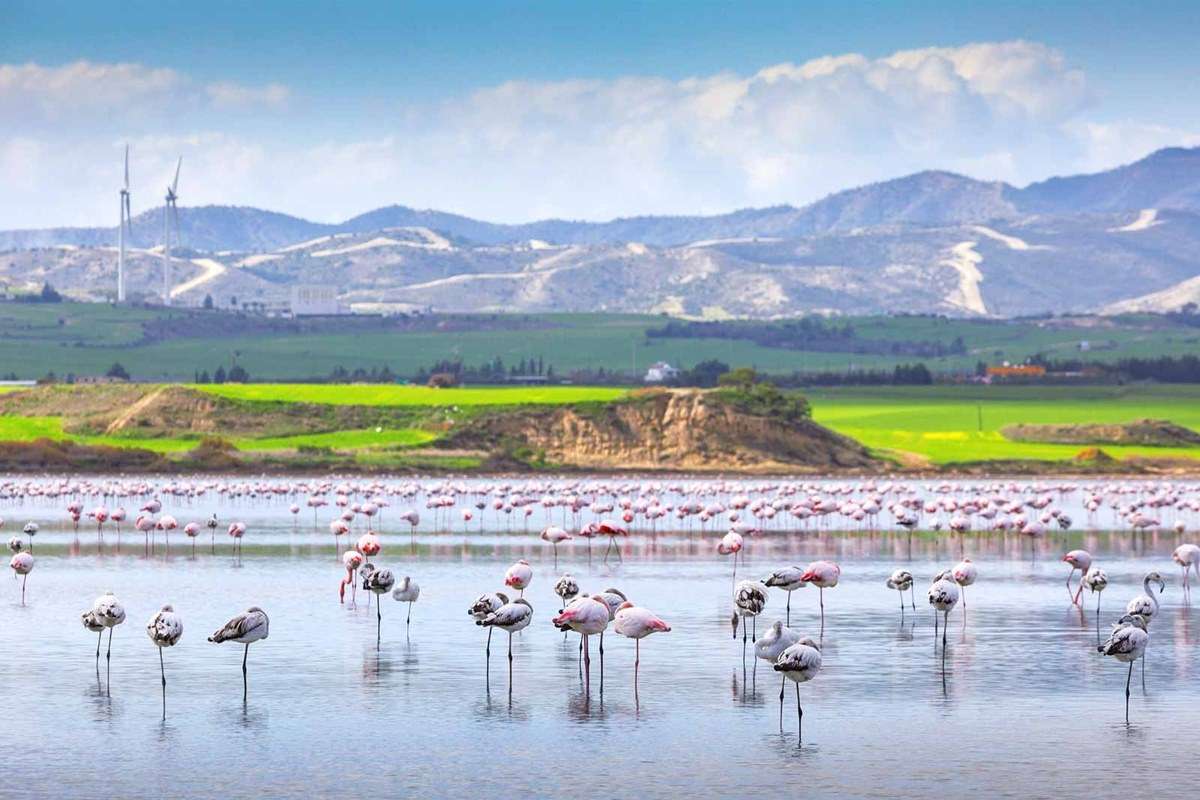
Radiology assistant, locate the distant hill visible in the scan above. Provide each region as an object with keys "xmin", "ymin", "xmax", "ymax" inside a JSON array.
[{"xmin": 3, "ymin": 147, "xmax": 1200, "ymax": 318}]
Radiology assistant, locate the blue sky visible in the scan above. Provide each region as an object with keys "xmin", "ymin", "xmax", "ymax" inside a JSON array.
[{"xmin": 2, "ymin": 0, "xmax": 1199, "ymax": 227}]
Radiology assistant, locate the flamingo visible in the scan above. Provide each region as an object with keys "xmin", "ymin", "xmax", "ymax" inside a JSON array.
[
  {"xmin": 504, "ymin": 559, "xmax": 532, "ymax": 597},
  {"xmin": 952, "ymin": 558, "xmax": 977, "ymax": 619},
  {"xmin": 21, "ymin": 522, "xmax": 37, "ymax": 553},
  {"xmin": 928, "ymin": 569, "xmax": 960, "ymax": 653},
  {"xmin": 612, "ymin": 601, "xmax": 671, "ymax": 700},
  {"xmin": 762, "ymin": 566, "xmax": 807, "ymax": 625},
  {"xmin": 553, "ymin": 573, "xmax": 580, "ymax": 611},
  {"xmin": 886, "ymin": 569, "xmax": 916, "ymax": 612},
  {"xmin": 339, "ymin": 550, "xmax": 364, "ymax": 605},
  {"xmin": 207, "ymin": 607, "xmax": 270, "ymax": 702},
  {"xmin": 1172, "ymin": 544, "xmax": 1200, "ymax": 601},
  {"xmin": 481, "ymin": 597, "xmax": 533, "ymax": 696},
  {"xmin": 1125, "ymin": 571, "xmax": 1165, "ymax": 623},
  {"xmin": 392, "ymin": 576, "xmax": 420, "ymax": 633},
  {"xmin": 593, "ymin": 587, "xmax": 628, "ymax": 691},
  {"xmin": 731, "ymin": 580, "xmax": 768, "ymax": 662},
  {"xmin": 10, "ymin": 552, "xmax": 33, "ymax": 604},
  {"xmin": 1062, "ymin": 549, "xmax": 1092, "ymax": 606},
  {"xmin": 227, "ymin": 521, "xmax": 247, "ymax": 558},
  {"xmin": 364, "ymin": 567, "xmax": 396, "ymax": 644},
  {"xmin": 799, "ymin": 561, "xmax": 840, "ymax": 632},
  {"xmin": 718, "ymin": 531, "xmax": 744, "ymax": 585},
  {"xmin": 755, "ymin": 620, "xmax": 801, "ymax": 729},
  {"xmin": 82, "ymin": 608, "xmax": 105, "ymax": 665},
  {"xmin": 1082, "ymin": 567, "xmax": 1108, "ymax": 636},
  {"xmin": 773, "ymin": 637, "xmax": 822, "ymax": 746},
  {"xmin": 540, "ymin": 526, "xmax": 571, "ymax": 570},
  {"xmin": 7, "ymin": 536, "xmax": 22, "ymax": 553},
  {"xmin": 183, "ymin": 522, "xmax": 200, "ymax": 555},
  {"xmin": 1098, "ymin": 613, "xmax": 1150, "ymax": 722},
  {"xmin": 206, "ymin": 513, "xmax": 219, "ymax": 553},
  {"xmin": 146, "ymin": 604, "xmax": 183, "ymax": 718},
  {"xmin": 552, "ymin": 595, "xmax": 609, "ymax": 693},
  {"xmin": 93, "ymin": 591, "xmax": 126, "ymax": 676},
  {"xmin": 468, "ymin": 591, "xmax": 509, "ymax": 683},
  {"xmin": 597, "ymin": 519, "xmax": 627, "ymax": 564}
]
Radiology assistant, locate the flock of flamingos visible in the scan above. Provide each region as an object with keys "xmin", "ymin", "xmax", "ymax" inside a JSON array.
[{"xmin": 6, "ymin": 477, "xmax": 1200, "ymax": 743}]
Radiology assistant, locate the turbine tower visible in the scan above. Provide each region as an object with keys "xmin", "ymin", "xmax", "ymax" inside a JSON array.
[
  {"xmin": 117, "ymin": 145, "xmax": 132, "ymax": 303},
  {"xmin": 161, "ymin": 157, "xmax": 181, "ymax": 306}
]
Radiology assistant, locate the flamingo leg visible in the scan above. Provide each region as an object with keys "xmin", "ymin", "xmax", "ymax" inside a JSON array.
[
  {"xmin": 243, "ymin": 643, "xmax": 249, "ymax": 702},
  {"xmin": 910, "ymin": 586, "xmax": 916, "ymax": 610},
  {"xmin": 778, "ymin": 676, "xmax": 785, "ymax": 732},
  {"xmin": 507, "ymin": 632, "xmax": 514, "ymax": 698},
  {"xmin": 599, "ymin": 630, "xmax": 605, "ymax": 694},
  {"xmin": 634, "ymin": 639, "xmax": 640, "ymax": 702},
  {"xmin": 795, "ymin": 683, "xmax": 803, "ymax": 747},
  {"xmin": 159, "ymin": 648, "xmax": 167, "ymax": 719},
  {"xmin": 1125, "ymin": 661, "xmax": 1133, "ymax": 722},
  {"xmin": 376, "ymin": 596, "xmax": 382, "ymax": 647},
  {"xmin": 95, "ymin": 630, "xmax": 102, "ymax": 660},
  {"xmin": 1066, "ymin": 567, "xmax": 1077, "ymax": 605},
  {"xmin": 583, "ymin": 634, "xmax": 591, "ymax": 694},
  {"xmin": 786, "ymin": 591, "xmax": 792, "ymax": 626}
]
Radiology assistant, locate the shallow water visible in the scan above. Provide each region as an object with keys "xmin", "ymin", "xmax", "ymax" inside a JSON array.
[{"xmin": 3, "ymin": 482, "xmax": 1200, "ymax": 798}]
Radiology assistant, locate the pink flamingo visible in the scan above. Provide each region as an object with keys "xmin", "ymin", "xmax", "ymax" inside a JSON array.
[
  {"xmin": 800, "ymin": 560, "xmax": 840, "ymax": 632},
  {"xmin": 10, "ymin": 552, "xmax": 33, "ymax": 604},
  {"xmin": 1062, "ymin": 549, "xmax": 1092, "ymax": 606},
  {"xmin": 612, "ymin": 601, "xmax": 670, "ymax": 700},
  {"xmin": 340, "ymin": 550, "xmax": 364, "ymax": 605},
  {"xmin": 184, "ymin": 522, "xmax": 200, "ymax": 555},
  {"xmin": 540, "ymin": 525, "xmax": 571, "ymax": 570},
  {"xmin": 504, "ymin": 559, "xmax": 532, "ymax": 597}
]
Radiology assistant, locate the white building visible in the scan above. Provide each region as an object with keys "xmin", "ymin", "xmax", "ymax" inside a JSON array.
[
  {"xmin": 289, "ymin": 285, "xmax": 345, "ymax": 316},
  {"xmin": 644, "ymin": 361, "xmax": 681, "ymax": 383}
]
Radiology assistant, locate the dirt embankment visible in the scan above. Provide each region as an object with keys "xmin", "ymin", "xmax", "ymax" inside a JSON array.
[
  {"xmin": 1002, "ymin": 419, "xmax": 1200, "ymax": 447},
  {"xmin": 0, "ymin": 384, "xmax": 427, "ymax": 437},
  {"xmin": 442, "ymin": 388, "xmax": 879, "ymax": 472}
]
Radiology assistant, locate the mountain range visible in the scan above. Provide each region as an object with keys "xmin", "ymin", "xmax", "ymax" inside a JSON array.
[{"xmin": 3, "ymin": 147, "xmax": 1200, "ymax": 318}]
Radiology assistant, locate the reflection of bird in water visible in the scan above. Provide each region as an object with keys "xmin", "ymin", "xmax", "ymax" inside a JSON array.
[
  {"xmin": 763, "ymin": 565, "xmax": 807, "ymax": 625},
  {"xmin": 208, "ymin": 607, "xmax": 270, "ymax": 701},
  {"xmin": 886, "ymin": 569, "xmax": 916, "ymax": 612},
  {"xmin": 755, "ymin": 620, "xmax": 800, "ymax": 730},
  {"xmin": 1062, "ymin": 549, "xmax": 1092, "ymax": 606},
  {"xmin": 1098, "ymin": 613, "xmax": 1149, "ymax": 722},
  {"xmin": 773, "ymin": 637, "xmax": 822, "ymax": 747},
  {"xmin": 1173, "ymin": 544, "xmax": 1200, "ymax": 602},
  {"xmin": 481, "ymin": 597, "xmax": 533, "ymax": 697}
]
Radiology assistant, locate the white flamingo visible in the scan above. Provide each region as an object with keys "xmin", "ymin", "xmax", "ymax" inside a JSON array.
[
  {"xmin": 773, "ymin": 637, "xmax": 822, "ymax": 746},
  {"xmin": 207, "ymin": 607, "xmax": 270, "ymax": 701},
  {"xmin": 392, "ymin": 576, "xmax": 420, "ymax": 633},
  {"xmin": 886, "ymin": 569, "xmax": 916, "ymax": 612},
  {"xmin": 480, "ymin": 597, "xmax": 533, "ymax": 696},
  {"xmin": 755, "ymin": 620, "xmax": 801, "ymax": 729},
  {"xmin": 1098, "ymin": 613, "xmax": 1149, "ymax": 722},
  {"xmin": 762, "ymin": 565, "xmax": 807, "ymax": 625},
  {"xmin": 468, "ymin": 591, "xmax": 509, "ymax": 683},
  {"xmin": 1172, "ymin": 544, "xmax": 1200, "ymax": 601},
  {"xmin": 146, "ymin": 604, "xmax": 183, "ymax": 718},
  {"xmin": 364, "ymin": 568, "xmax": 396, "ymax": 644}
]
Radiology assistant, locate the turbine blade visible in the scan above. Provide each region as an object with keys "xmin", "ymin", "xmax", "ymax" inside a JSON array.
[
  {"xmin": 171, "ymin": 157, "xmax": 182, "ymax": 194},
  {"xmin": 123, "ymin": 144, "xmax": 130, "ymax": 190}
]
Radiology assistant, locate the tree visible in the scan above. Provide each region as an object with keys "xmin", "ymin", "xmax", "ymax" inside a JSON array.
[
  {"xmin": 228, "ymin": 364, "xmax": 249, "ymax": 382},
  {"xmin": 39, "ymin": 282, "xmax": 62, "ymax": 303},
  {"xmin": 213, "ymin": 365, "xmax": 227, "ymax": 383},
  {"xmin": 718, "ymin": 366, "xmax": 759, "ymax": 389},
  {"xmin": 684, "ymin": 359, "xmax": 730, "ymax": 387},
  {"xmin": 197, "ymin": 370, "xmax": 211, "ymax": 383},
  {"xmin": 203, "ymin": 294, "xmax": 214, "ymax": 310},
  {"xmin": 105, "ymin": 362, "xmax": 131, "ymax": 380}
]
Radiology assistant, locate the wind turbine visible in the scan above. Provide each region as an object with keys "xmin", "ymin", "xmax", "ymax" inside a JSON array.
[
  {"xmin": 161, "ymin": 157, "xmax": 182, "ymax": 306},
  {"xmin": 117, "ymin": 145, "xmax": 132, "ymax": 303}
]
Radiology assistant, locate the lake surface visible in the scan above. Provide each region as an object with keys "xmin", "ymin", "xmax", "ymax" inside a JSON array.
[{"xmin": 3, "ymin": 477, "xmax": 1200, "ymax": 798}]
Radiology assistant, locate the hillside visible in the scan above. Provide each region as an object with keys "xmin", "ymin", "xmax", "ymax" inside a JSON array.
[{"xmin": 3, "ymin": 147, "xmax": 1200, "ymax": 317}]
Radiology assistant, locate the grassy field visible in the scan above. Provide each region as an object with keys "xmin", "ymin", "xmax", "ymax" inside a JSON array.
[
  {"xmin": 194, "ymin": 384, "xmax": 628, "ymax": 406},
  {"xmin": 2, "ymin": 302, "xmax": 1199, "ymax": 381},
  {"xmin": 809, "ymin": 385, "xmax": 1200, "ymax": 464}
]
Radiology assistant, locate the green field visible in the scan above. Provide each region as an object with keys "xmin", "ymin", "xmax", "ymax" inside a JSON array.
[
  {"xmin": 195, "ymin": 384, "xmax": 628, "ymax": 406},
  {"xmin": 2, "ymin": 302, "xmax": 1199, "ymax": 381},
  {"xmin": 809, "ymin": 385, "xmax": 1200, "ymax": 464}
]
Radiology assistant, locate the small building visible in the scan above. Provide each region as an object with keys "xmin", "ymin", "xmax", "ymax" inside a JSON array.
[
  {"xmin": 289, "ymin": 284, "xmax": 345, "ymax": 316},
  {"xmin": 644, "ymin": 361, "xmax": 681, "ymax": 383}
]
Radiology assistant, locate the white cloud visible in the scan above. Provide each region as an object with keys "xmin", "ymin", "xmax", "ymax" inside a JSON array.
[{"xmin": 0, "ymin": 42, "xmax": 1196, "ymax": 228}]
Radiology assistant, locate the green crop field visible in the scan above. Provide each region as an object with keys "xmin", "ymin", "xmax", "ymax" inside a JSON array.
[
  {"xmin": 2, "ymin": 302, "xmax": 1199, "ymax": 381},
  {"xmin": 195, "ymin": 384, "xmax": 628, "ymax": 406},
  {"xmin": 808, "ymin": 385, "xmax": 1200, "ymax": 464}
]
